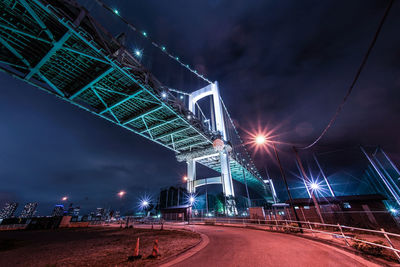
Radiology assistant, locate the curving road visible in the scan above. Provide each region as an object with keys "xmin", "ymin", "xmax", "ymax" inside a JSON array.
[{"xmin": 170, "ymin": 225, "xmax": 379, "ymax": 267}]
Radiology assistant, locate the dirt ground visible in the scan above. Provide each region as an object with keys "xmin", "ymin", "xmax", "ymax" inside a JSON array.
[{"xmin": 0, "ymin": 226, "xmax": 201, "ymax": 266}]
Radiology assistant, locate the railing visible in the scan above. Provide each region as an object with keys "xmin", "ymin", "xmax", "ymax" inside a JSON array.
[{"xmin": 190, "ymin": 217, "xmax": 400, "ymax": 262}]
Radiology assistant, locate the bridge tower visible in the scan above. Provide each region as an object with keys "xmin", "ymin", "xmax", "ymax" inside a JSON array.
[{"xmin": 187, "ymin": 82, "xmax": 237, "ymax": 215}]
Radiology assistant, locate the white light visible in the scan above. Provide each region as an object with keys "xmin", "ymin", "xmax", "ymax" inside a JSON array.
[
  {"xmin": 189, "ymin": 196, "xmax": 195, "ymax": 204},
  {"xmin": 310, "ymin": 183, "xmax": 320, "ymax": 190},
  {"xmin": 255, "ymin": 135, "xmax": 266, "ymax": 145},
  {"xmin": 390, "ymin": 208, "xmax": 397, "ymax": 214},
  {"xmin": 134, "ymin": 49, "xmax": 141, "ymax": 57},
  {"xmin": 142, "ymin": 200, "xmax": 149, "ymax": 207},
  {"xmin": 114, "ymin": 9, "xmax": 119, "ymax": 15},
  {"xmin": 161, "ymin": 92, "xmax": 167, "ymax": 99},
  {"xmin": 187, "ymin": 115, "xmax": 192, "ymax": 120},
  {"xmin": 180, "ymin": 95, "xmax": 184, "ymax": 99}
]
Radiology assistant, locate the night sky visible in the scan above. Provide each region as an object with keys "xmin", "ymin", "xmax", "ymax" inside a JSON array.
[{"xmin": 1, "ymin": 0, "xmax": 400, "ymax": 215}]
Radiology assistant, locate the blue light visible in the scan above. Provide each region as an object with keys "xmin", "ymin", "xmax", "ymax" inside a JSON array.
[
  {"xmin": 114, "ymin": 9, "xmax": 119, "ymax": 15},
  {"xmin": 161, "ymin": 46, "xmax": 166, "ymax": 51},
  {"xmin": 134, "ymin": 49, "xmax": 142, "ymax": 57},
  {"xmin": 390, "ymin": 208, "xmax": 397, "ymax": 214},
  {"xmin": 176, "ymin": 57, "xmax": 179, "ymax": 60},
  {"xmin": 142, "ymin": 31, "xmax": 147, "ymax": 37}
]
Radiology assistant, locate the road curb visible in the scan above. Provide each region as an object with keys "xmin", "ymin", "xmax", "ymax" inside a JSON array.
[
  {"xmin": 194, "ymin": 222, "xmax": 397, "ymax": 267},
  {"xmin": 158, "ymin": 230, "xmax": 210, "ymax": 267}
]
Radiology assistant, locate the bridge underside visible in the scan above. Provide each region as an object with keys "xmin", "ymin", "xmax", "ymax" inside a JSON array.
[{"xmin": 0, "ymin": 0, "xmax": 272, "ymax": 202}]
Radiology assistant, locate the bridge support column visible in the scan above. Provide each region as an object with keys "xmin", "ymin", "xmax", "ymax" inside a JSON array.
[
  {"xmin": 187, "ymin": 159, "xmax": 196, "ymax": 194},
  {"xmin": 220, "ymin": 149, "xmax": 236, "ymax": 215},
  {"xmin": 189, "ymin": 81, "xmax": 237, "ymax": 215}
]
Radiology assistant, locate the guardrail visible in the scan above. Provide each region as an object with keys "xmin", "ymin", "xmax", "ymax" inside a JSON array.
[{"xmin": 190, "ymin": 217, "xmax": 400, "ymax": 262}]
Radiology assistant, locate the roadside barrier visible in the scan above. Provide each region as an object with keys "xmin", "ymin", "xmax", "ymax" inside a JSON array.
[
  {"xmin": 148, "ymin": 239, "xmax": 160, "ymax": 258},
  {"xmin": 128, "ymin": 237, "xmax": 142, "ymax": 261}
]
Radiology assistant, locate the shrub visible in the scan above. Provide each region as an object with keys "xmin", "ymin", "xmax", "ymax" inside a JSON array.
[
  {"xmin": 283, "ymin": 223, "xmax": 302, "ymax": 233},
  {"xmin": 351, "ymin": 239, "xmax": 385, "ymax": 257}
]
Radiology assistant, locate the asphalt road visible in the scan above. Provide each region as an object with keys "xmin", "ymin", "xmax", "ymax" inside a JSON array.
[{"xmin": 172, "ymin": 225, "xmax": 379, "ymax": 267}]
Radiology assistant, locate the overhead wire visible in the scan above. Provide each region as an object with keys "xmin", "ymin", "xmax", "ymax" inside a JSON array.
[{"xmin": 297, "ymin": 0, "xmax": 394, "ymax": 150}]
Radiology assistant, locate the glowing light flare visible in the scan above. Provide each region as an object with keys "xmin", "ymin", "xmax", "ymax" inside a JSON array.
[
  {"xmin": 61, "ymin": 196, "xmax": 68, "ymax": 201},
  {"xmin": 161, "ymin": 92, "xmax": 168, "ymax": 99},
  {"xmin": 134, "ymin": 49, "xmax": 142, "ymax": 57},
  {"xmin": 243, "ymin": 121, "xmax": 288, "ymax": 158},
  {"xmin": 390, "ymin": 208, "xmax": 397, "ymax": 214},
  {"xmin": 114, "ymin": 9, "xmax": 119, "ymax": 15},
  {"xmin": 183, "ymin": 176, "xmax": 188, "ymax": 181},
  {"xmin": 118, "ymin": 191, "xmax": 126, "ymax": 197},
  {"xmin": 255, "ymin": 135, "xmax": 266, "ymax": 145},
  {"xmin": 310, "ymin": 183, "xmax": 320, "ymax": 190},
  {"xmin": 138, "ymin": 195, "xmax": 152, "ymax": 210}
]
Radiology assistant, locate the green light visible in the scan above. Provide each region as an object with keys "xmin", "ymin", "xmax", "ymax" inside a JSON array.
[
  {"xmin": 142, "ymin": 31, "xmax": 147, "ymax": 37},
  {"xmin": 176, "ymin": 57, "xmax": 179, "ymax": 60},
  {"xmin": 114, "ymin": 9, "xmax": 119, "ymax": 15},
  {"xmin": 161, "ymin": 46, "xmax": 166, "ymax": 51}
]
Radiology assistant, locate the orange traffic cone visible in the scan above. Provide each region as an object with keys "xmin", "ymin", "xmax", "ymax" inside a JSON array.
[
  {"xmin": 147, "ymin": 239, "xmax": 160, "ymax": 259},
  {"xmin": 128, "ymin": 237, "xmax": 142, "ymax": 261}
]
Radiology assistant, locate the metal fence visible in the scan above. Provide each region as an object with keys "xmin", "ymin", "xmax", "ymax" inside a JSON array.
[{"xmin": 190, "ymin": 217, "xmax": 400, "ymax": 262}]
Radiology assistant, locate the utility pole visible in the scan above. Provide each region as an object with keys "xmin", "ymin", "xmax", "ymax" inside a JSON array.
[
  {"xmin": 272, "ymin": 143, "xmax": 303, "ymax": 232},
  {"xmin": 293, "ymin": 147, "xmax": 325, "ymax": 224}
]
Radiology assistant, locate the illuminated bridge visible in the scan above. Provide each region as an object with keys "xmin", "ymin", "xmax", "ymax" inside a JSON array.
[{"xmin": 0, "ymin": 0, "xmax": 275, "ymax": 213}]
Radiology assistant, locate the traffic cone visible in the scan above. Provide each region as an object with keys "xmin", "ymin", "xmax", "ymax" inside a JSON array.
[
  {"xmin": 147, "ymin": 239, "xmax": 160, "ymax": 259},
  {"xmin": 128, "ymin": 237, "xmax": 142, "ymax": 261}
]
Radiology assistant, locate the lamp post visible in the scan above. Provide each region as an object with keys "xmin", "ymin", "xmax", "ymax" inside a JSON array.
[{"xmin": 254, "ymin": 135, "xmax": 303, "ymax": 232}]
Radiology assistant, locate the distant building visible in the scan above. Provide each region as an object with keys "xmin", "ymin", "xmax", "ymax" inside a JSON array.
[
  {"xmin": 0, "ymin": 202, "xmax": 18, "ymax": 219},
  {"xmin": 96, "ymin": 208, "xmax": 105, "ymax": 217},
  {"xmin": 20, "ymin": 202, "xmax": 38, "ymax": 218},
  {"xmin": 284, "ymin": 194, "xmax": 398, "ymax": 230},
  {"xmin": 66, "ymin": 203, "xmax": 80, "ymax": 216},
  {"xmin": 52, "ymin": 205, "xmax": 65, "ymax": 216}
]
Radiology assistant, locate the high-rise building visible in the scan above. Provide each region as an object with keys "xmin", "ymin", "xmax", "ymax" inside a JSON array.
[
  {"xmin": 20, "ymin": 202, "xmax": 38, "ymax": 218},
  {"xmin": 0, "ymin": 202, "xmax": 18, "ymax": 219},
  {"xmin": 52, "ymin": 205, "xmax": 65, "ymax": 216},
  {"xmin": 96, "ymin": 208, "xmax": 105, "ymax": 217}
]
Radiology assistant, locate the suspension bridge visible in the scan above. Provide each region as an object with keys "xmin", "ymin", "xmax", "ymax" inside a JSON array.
[{"xmin": 0, "ymin": 0, "xmax": 275, "ymax": 213}]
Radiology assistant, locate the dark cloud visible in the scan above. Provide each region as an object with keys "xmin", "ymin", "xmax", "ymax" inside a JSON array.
[{"xmin": 1, "ymin": 0, "xmax": 399, "ymax": 212}]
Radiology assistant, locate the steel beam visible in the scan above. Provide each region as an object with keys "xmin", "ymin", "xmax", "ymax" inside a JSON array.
[
  {"xmin": 139, "ymin": 117, "xmax": 179, "ymax": 134},
  {"xmin": 18, "ymin": 0, "xmax": 54, "ymax": 40},
  {"xmin": 25, "ymin": 31, "xmax": 72, "ymax": 80},
  {"xmin": 70, "ymin": 67, "xmax": 113, "ymax": 99},
  {"xmin": 99, "ymin": 89, "xmax": 144, "ymax": 115},
  {"xmin": 0, "ymin": 36, "xmax": 31, "ymax": 67},
  {"xmin": 121, "ymin": 105, "xmax": 162, "ymax": 125},
  {"xmin": 154, "ymin": 126, "xmax": 190, "ymax": 141}
]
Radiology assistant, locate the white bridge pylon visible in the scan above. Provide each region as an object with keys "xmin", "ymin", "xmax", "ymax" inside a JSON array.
[{"xmin": 186, "ymin": 82, "xmax": 236, "ymax": 213}]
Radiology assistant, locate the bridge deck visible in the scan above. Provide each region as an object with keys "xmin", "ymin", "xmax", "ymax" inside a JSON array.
[{"xmin": 0, "ymin": 0, "xmax": 271, "ymax": 200}]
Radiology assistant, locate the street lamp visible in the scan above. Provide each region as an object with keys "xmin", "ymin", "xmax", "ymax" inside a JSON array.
[
  {"xmin": 254, "ymin": 134, "xmax": 303, "ymax": 232},
  {"xmin": 310, "ymin": 183, "xmax": 320, "ymax": 191}
]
